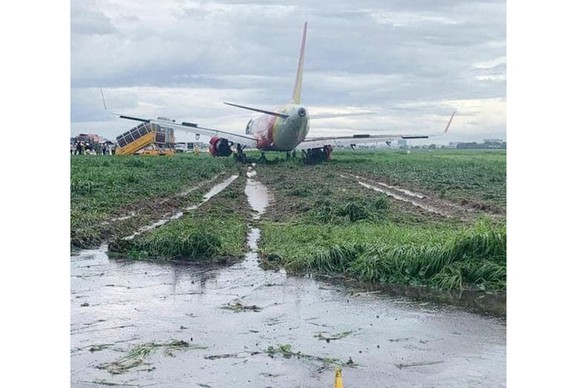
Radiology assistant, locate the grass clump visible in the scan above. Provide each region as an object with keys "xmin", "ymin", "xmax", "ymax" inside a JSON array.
[
  {"xmin": 308, "ymin": 196, "xmax": 389, "ymax": 224},
  {"xmin": 110, "ymin": 216, "xmax": 246, "ymax": 262},
  {"xmin": 100, "ymin": 340, "xmax": 201, "ymax": 375},
  {"xmin": 261, "ymin": 218, "xmax": 505, "ymax": 291},
  {"xmin": 135, "ymin": 229, "xmax": 222, "ymax": 259},
  {"xmin": 265, "ymin": 343, "xmax": 355, "ymax": 372},
  {"xmin": 349, "ymin": 220, "xmax": 505, "ymax": 290}
]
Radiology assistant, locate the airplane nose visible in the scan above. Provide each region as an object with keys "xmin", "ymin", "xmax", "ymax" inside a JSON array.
[{"xmin": 298, "ymin": 107, "xmax": 306, "ymax": 117}]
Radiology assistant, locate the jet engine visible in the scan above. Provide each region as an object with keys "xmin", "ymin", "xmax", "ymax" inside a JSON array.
[
  {"xmin": 208, "ymin": 136, "xmax": 233, "ymax": 157},
  {"xmin": 302, "ymin": 145, "xmax": 333, "ymax": 164}
]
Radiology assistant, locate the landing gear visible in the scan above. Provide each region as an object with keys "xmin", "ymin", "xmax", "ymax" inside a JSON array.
[
  {"xmin": 232, "ymin": 148, "xmax": 302, "ymax": 164},
  {"xmin": 233, "ymin": 145, "xmax": 270, "ymax": 164},
  {"xmin": 302, "ymin": 146, "xmax": 333, "ymax": 164},
  {"xmin": 235, "ymin": 144, "xmax": 247, "ymax": 163}
]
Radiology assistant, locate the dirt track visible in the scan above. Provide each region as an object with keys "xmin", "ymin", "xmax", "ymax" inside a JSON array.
[{"xmin": 341, "ymin": 173, "xmax": 493, "ymax": 220}]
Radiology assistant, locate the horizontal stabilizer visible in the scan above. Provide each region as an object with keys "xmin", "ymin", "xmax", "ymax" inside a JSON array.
[
  {"xmin": 224, "ymin": 102, "xmax": 289, "ymax": 119},
  {"xmin": 119, "ymin": 115, "xmax": 150, "ymax": 123}
]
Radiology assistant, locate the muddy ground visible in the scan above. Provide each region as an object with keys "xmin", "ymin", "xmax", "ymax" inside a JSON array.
[{"xmin": 71, "ymin": 165, "xmax": 506, "ymax": 387}]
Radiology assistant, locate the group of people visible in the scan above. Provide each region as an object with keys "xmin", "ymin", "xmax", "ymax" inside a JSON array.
[{"xmin": 70, "ymin": 141, "xmax": 114, "ymax": 155}]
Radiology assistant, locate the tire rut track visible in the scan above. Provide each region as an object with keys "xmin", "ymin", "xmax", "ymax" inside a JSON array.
[{"xmin": 340, "ymin": 173, "xmax": 483, "ymax": 220}]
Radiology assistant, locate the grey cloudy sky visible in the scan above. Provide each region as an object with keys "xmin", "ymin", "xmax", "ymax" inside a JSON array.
[{"xmin": 71, "ymin": 0, "xmax": 506, "ymax": 144}]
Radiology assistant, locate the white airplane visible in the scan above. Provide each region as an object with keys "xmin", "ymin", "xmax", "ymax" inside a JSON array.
[{"xmin": 107, "ymin": 21, "xmax": 455, "ymax": 163}]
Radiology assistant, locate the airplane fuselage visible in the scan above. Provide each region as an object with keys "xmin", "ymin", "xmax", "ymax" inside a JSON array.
[{"xmin": 248, "ymin": 104, "xmax": 310, "ymax": 151}]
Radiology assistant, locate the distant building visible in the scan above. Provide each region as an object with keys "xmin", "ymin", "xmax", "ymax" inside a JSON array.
[
  {"xmin": 483, "ymin": 139, "xmax": 506, "ymax": 149},
  {"xmin": 456, "ymin": 140, "xmax": 506, "ymax": 149}
]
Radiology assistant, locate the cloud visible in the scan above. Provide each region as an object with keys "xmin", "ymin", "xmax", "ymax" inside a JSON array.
[
  {"xmin": 71, "ymin": 0, "xmax": 506, "ymax": 145},
  {"xmin": 71, "ymin": 0, "xmax": 116, "ymax": 36}
]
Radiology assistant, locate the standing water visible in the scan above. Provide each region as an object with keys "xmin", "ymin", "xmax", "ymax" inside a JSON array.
[{"xmin": 71, "ymin": 166, "xmax": 505, "ymax": 387}]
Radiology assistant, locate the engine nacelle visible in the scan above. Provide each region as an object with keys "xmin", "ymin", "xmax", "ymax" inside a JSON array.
[{"xmin": 208, "ymin": 136, "xmax": 233, "ymax": 157}]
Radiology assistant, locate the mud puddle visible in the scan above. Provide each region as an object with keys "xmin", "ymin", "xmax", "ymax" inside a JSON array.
[
  {"xmin": 71, "ymin": 167, "xmax": 505, "ymax": 387},
  {"xmin": 245, "ymin": 164, "xmax": 272, "ymax": 219}
]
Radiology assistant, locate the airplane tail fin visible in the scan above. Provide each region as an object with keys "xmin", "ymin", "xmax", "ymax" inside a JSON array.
[{"xmin": 291, "ymin": 21, "xmax": 308, "ymax": 104}]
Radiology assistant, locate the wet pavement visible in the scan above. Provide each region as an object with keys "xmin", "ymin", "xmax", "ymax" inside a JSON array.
[{"xmin": 70, "ymin": 167, "xmax": 506, "ymax": 387}]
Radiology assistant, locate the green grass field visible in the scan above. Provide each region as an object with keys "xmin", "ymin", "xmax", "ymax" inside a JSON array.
[
  {"xmin": 332, "ymin": 149, "xmax": 506, "ymax": 210},
  {"xmin": 70, "ymin": 149, "xmax": 506, "ymax": 291}
]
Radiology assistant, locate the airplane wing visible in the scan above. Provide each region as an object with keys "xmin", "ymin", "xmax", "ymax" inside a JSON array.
[
  {"xmin": 150, "ymin": 118, "xmax": 259, "ymax": 148},
  {"xmin": 295, "ymin": 111, "xmax": 456, "ymax": 150}
]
